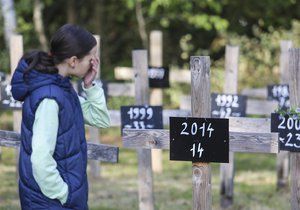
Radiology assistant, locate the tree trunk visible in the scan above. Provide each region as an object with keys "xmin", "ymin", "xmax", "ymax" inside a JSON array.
[
  {"xmin": 0, "ymin": 0, "xmax": 17, "ymax": 49},
  {"xmin": 33, "ymin": 0, "xmax": 48, "ymax": 51},
  {"xmin": 92, "ymin": 0, "xmax": 103, "ymax": 35},
  {"xmin": 67, "ymin": 0, "xmax": 76, "ymax": 24},
  {"xmin": 135, "ymin": 0, "xmax": 148, "ymax": 49}
]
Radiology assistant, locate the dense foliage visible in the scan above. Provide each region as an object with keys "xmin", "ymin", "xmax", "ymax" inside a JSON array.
[{"xmin": 0, "ymin": 0, "xmax": 300, "ymax": 87}]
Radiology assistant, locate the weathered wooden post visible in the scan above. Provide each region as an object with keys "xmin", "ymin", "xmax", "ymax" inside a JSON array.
[
  {"xmin": 89, "ymin": 35, "xmax": 101, "ymax": 178},
  {"xmin": 133, "ymin": 50, "xmax": 154, "ymax": 210},
  {"xmin": 288, "ymin": 48, "xmax": 300, "ymax": 210},
  {"xmin": 190, "ymin": 56, "xmax": 212, "ymax": 210},
  {"xmin": 277, "ymin": 40, "xmax": 293, "ymax": 189},
  {"xmin": 150, "ymin": 30, "xmax": 163, "ymax": 173},
  {"xmin": 220, "ymin": 45, "xmax": 239, "ymax": 207},
  {"xmin": 10, "ymin": 34, "xmax": 23, "ymax": 177}
]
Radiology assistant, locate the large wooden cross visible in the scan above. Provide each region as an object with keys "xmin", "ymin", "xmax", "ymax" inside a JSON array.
[{"xmin": 123, "ymin": 56, "xmax": 278, "ymax": 209}]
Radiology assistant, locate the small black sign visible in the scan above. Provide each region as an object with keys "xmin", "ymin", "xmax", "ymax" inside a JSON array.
[
  {"xmin": 170, "ymin": 117, "xmax": 229, "ymax": 163},
  {"xmin": 148, "ymin": 66, "xmax": 169, "ymax": 88},
  {"xmin": 121, "ymin": 106, "xmax": 163, "ymax": 134},
  {"xmin": 0, "ymin": 83, "xmax": 22, "ymax": 110},
  {"xmin": 77, "ymin": 79, "xmax": 108, "ymax": 101},
  {"xmin": 267, "ymin": 84, "xmax": 290, "ymax": 110},
  {"xmin": 211, "ymin": 93, "xmax": 247, "ymax": 118},
  {"xmin": 271, "ymin": 113, "xmax": 300, "ymax": 152}
]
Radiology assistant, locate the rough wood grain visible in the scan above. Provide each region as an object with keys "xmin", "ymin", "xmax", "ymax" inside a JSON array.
[
  {"xmin": 122, "ymin": 129, "xmax": 278, "ymax": 154},
  {"xmin": 288, "ymin": 48, "xmax": 300, "ymax": 210},
  {"xmin": 190, "ymin": 56, "xmax": 212, "ymax": 210},
  {"xmin": 10, "ymin": 35, "xmax": 23, "ymax": 179},
  {"xmin": 87, "ymin": 142, "xmax": 118, "ymax": 163},
  {"xmin": 132, "ymin": 50, "xmax": 154, "ymax": 210},
  {"xmin": 228, "ymin": 117, "xmax": 271, "ymax": 133},
  {"xmin": 0, "ymin": 130, "xmax": 119, "ymax": 163},
  {"xmin": 149, "ymin": 30, "xmax": 163, "ymax": 173},
  {"xmin": 221, "ymin": 45, "xmax": 239, "ymax": 208},
  {"xmin": 89, "ymin": 35, "xmax": 101, "ymax": 178},
  {"xmin": 277, "ymin": 40, "xmax": 293, "ymax": 190}
]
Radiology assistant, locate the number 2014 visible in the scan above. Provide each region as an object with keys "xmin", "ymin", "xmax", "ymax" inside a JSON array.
[{"xmin": 180, "ymin": 122, "xmax": 214, "ymax": 138}]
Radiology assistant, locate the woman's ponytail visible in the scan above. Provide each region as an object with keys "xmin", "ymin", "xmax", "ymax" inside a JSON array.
[{"xmin": 22, "ymin": 50, "xmax": 58, "ymax": 79}]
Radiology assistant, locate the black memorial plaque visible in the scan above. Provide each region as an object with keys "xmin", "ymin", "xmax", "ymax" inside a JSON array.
[
  {"xmin": 267, "ymin": 84, "xmax": 290, "ymax": 110},
  {"xmin": 0, "ymin": 83, "xmax": 22, "ymax": 110},
  {"xmin": 271, "ymin": 113, "xmax": 300, "ymax": 152},
  {"xmin": 211, "ymin": 93, "xmax": 247, "ymax": 118},
  {"xmin": 77, "ymin": 79, "xmax": 108, "ymax": 101},
  {"xmin": 148, "ymin": 66, "xmax": 169, "ymax": 88},
  {"xmin": 170, "ymin": 117, "xmax": 229, "ymax": 163},
  {"xmin": 121, "ymin": 106, "xmax": 163, "ymax": 134}
]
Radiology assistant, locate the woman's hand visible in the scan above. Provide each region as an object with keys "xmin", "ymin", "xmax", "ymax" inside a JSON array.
[{"xmin": 83, "ymin": 58, "xmax": 99, "ymax": 88}]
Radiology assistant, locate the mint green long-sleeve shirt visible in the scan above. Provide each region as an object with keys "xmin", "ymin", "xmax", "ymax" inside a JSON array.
[{"xmin": 30, "ymin": 82, "xmax": 110, "ymax": 205}]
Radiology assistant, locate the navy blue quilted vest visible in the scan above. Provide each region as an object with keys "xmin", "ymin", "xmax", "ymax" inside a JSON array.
[{"xmin": 11, "ymin": 59, "xmax": 88, "ymax": 210}]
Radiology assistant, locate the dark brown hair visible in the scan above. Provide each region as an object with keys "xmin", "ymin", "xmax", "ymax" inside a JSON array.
[{"xmin": 22, "ymin": 24, "xmax": 96, "ymax": 76}]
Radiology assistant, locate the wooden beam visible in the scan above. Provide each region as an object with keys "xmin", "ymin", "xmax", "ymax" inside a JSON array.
[
  {"xmin": 114, "ymin": 66, "xmax": 190, "ymax": 83},
  {"xmin": 190, "ymin": 56, "xmax": 212, "ymax": 210},
  {"xmin": 0, "ymin": 130, "xmax": 119, "ymax": 163},
  {"xmin": 89, "ymin": 34, "xmax": 101, "ymax": 178},
  {"xmin": 289, "ymin": 48, "xmax": 300, "ymax": 210},
  {"xmin": 10, "ymin": 34, "xmax": 23, "ymax": 179},
  {"xmin": 221, "ymin": 45, "xmax": 239, "ymax": 208},
  {"xmin": 150, "ymin": 30, "xmax": 163, "ymax": 173},
  {"xmin": 107, "ymin": 83, "xmax": 134, "ymax": 97},
  {"xmin": 180, "ymin": 95, "xmax": 277, "ymax": 116},
  {"xmin": 109, "ymin": 109, "xmax": 272, "ymax": 132},
  {"xmin": 246, "ymin": 99, "xmax": 277, "ymax": 115},
  {"xmin": 277, "ymin": 40, "xmax": 293, "ymax": 189},
  {"xmin": 122, "ymin": 129, "xmax": 279, "ymax": 154},
  {"xmin": 133, "ymin": 50, "xmax": 154, "ymax": 210},
  {"xmin": 241, "ymin": 88, "xmax": 267, "ymax": 99}
]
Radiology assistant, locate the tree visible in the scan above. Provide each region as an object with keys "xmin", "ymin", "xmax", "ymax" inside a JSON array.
[{"xmin": 1, "ymin": 0, "xmax": 17, "ymax": 48}]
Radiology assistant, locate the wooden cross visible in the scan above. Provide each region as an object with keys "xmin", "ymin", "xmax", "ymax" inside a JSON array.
[{"xmin": 123, "ymin": 56, "xmax": 278, "ymax": 209}]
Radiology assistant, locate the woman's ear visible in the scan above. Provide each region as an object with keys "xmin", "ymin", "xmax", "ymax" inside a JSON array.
[{"xmin": 67, "ymin": 56, "xmax": 78, "ymax": 69}]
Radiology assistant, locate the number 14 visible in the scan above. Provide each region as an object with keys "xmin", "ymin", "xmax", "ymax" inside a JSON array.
[{"xmin": 190, "ymin": 143, "xmax": 204, "ymax": 158}]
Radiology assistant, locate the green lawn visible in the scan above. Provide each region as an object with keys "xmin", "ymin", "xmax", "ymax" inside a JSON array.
[{"xmin": 0, "ymin": 113, "xmax": 290, "ymax": 210}]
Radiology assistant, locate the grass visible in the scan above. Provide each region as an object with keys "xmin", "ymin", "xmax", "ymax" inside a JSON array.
[{"xmin": 0, "ymin": 114, "xmax": 291, "ymax": 210}]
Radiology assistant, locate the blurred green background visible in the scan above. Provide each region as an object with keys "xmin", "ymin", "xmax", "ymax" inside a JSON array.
[
  {"xmin": 1, "ymin": 0, "xmax": 300, "ymax": 209},
  {"xmin": 1, "ymin": 0, "xmax": 300, "ymax": 90}
]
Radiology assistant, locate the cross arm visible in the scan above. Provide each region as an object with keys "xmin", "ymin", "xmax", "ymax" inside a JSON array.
[
  {"xmin": 0, "ymin": 130, "xmax": 119, "ymax": 163},
  {"xmin": 122, "ymin": 129, "xmax": 279, "ymax": 154}
]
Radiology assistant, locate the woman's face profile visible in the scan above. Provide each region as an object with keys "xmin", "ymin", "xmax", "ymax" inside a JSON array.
[{"xmin": 73, "ymin": 45, "xmax": 97, "ymax": 78}]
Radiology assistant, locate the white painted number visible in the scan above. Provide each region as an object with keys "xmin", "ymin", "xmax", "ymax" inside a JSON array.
[
  {"xmin": 285, "ymin": 133, "xmax": 293, "ymax": 147},
  {"xmin": 180, "ymin": 122, "xmax": 214, "ymax": 137},
  {"xmin": 215, "ymin": 94, "xmax": 239, "ymax": 108},
  {"xmin": 180, "ymin": 122, "xmax": 189, "ymax": 135},
  {"xmin": 127, "ymin": 107, "xmax": 154, "ymax": 120},
  {"xmin": 190, "ymin": 143, "xmax": 204, "ymax": 158}
]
